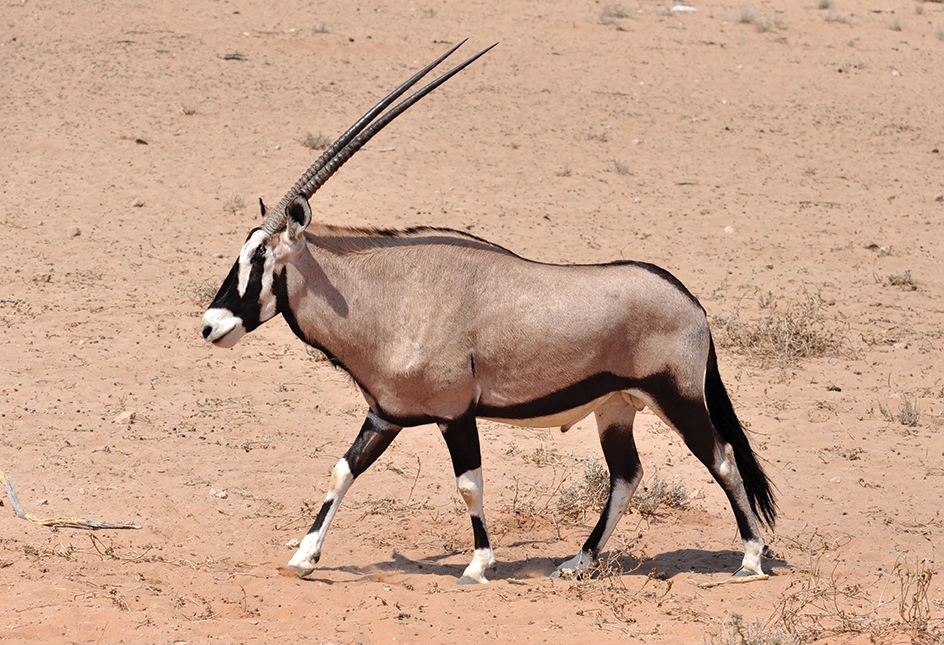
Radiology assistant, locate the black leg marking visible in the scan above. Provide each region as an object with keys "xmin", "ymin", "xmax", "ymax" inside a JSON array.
[
  {"xmin": 648, "ymin": 373, "xmax": 768, "ymax": 575},
  {"xmin": 440, "ymin": 415, "xmax": 495, "ymax": 583},
  {"xmin": 343, "ymin": 411, "xmax": 402, "ymax": 478},
  {"xmin": 582, "ymin": 422, "xmax": 643, "ymax": 556},
  {"xmin": 440, "ymin": 414, "xmax": 482, "ymax": 477}
]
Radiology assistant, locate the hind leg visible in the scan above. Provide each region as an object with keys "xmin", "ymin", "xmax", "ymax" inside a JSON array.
[
  {"xmin": 650, "ymin": 391, "xmax": 768, "ymax": 577},
  {"xmin": 553, "ymin": 394, "xmax": 643, "ymax": 578}
]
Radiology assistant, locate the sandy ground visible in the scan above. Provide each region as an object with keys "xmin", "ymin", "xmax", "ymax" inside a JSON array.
[{"xmin": 2, "ymin": 1, "xmax": 943, "ymax": 643}]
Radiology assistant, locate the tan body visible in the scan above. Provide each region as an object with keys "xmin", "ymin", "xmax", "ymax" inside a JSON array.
[{"xmin": 282, "ymin": 224, "xmax": 708, "ymax": 427}]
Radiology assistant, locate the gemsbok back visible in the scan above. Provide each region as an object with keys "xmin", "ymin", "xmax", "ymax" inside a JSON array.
[{"xmin": 201, "ymin": 41, "xmax": 776, "ymax": 585}]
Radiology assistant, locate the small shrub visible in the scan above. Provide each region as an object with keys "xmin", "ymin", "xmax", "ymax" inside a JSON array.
[
  {"xmin": 753, "ymin": 14, "xmax": 785, "ymax": 32},
  {"xmin": 823, "ymin": 10, "xmax": 854, "ymax": 24},
  {"xmin": 302, "ymin": 132, "xmax": 332, "ymax": 150},
  {"xmin": 634, "ymin": 473, "xmax": 689, "ymax": 517},
  {"xmin": 609, "ymin": 159, "xmax": 631, "ymax": 176},
  {"xmin": 729, "ymin": 6, "xmax": 757, "ymax": 24},
  {"xmin": 886, "ymin": 269, "xmax": 917, "ymax": 290},
  {"xmin": 179, "ymin": 102, "xmax": 198, "ymax": 115},
  {"xmin": 557, "ymin": 458, "xmax": 609, "ymax": 520},
  {"xmin": 223, "ymin": 194, "xmax": 246, "ymax": 215},
  {"xmin": 711, "ymin": 294, "xmax": 850, "ymax": 363},
  {"xmin": 189, "ymin": 281, "xmax": 218, "ymax": 308},
  {"xmin": 585, "ymin": 126, "xmax": 609, "ymax": 142},
  {"xmin": 525, "ymin": 445, "xmax": 566, "ymax": 467},
  {"xmin": 598, "ymin": 4, "xmax": 631, "ymax": 25},
  {"xmin": 879, "ymin": 395, "xmax": 920, "ymax": 427},
  {"xmin": 705, "ymin": 613, "xmax": 799, "ymax": 645}
]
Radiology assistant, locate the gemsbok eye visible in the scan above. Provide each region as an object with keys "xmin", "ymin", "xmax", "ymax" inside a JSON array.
[{"xmin": 201, "ymin": 41, "xmax": 774, "ymax": 588}]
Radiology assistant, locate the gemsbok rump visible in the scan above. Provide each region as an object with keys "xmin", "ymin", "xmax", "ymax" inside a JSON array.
[{"xmin": 201, "ymin": 41, "xmax": 776, "ymax": 585}]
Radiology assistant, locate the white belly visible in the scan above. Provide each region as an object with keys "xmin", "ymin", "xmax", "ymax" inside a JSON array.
[{"xmin": 482, "ymin": 391, "xmax": 648, "ymax": 429}]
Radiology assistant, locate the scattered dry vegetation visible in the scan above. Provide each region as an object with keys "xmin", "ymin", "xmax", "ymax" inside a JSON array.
[
  {"xmin": 557, "ymin": 457, "xmax": 609, "ymax": 520},
  {"xmin": 885, "ymin": 268, "xmax": 917, "ymax": 290},
  {"xmin": 879, "ymin": 395, "xmax": 920, "ymax": 427},
  {"xmin": 597, "ymin": 4, "xmax": 631, "ymax": 26},
  {"xmin": 823, "ymin": 9, "xmax": 854, "ymax": 24},
  {"xmin": 705, "ymin": 613, "xmax": 798, "ymax": 645},
  {"xmin": 302, "ymin": 132, "xmax": 332, "ymax": 150},
  {"xmin": 633, "ymin": 473, "xmax": 690, "ymax": 517},
  {"xmin": 729, "ymin": 7, "xmax": 785, "ymax": 32},
  {"xmin": 772, "ymin": 549, "xmax": 939, "ymax": 642},
  {"xmin": 711, "ymin": 293, "xmax": 851, "ymax": 364},
  {"xmin": 222, "ymin": 194, "xmax": 246, "ymax": 215}
]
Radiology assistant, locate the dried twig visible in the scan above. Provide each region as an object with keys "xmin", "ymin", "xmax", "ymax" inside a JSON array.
[{"xmin": 0, "ymin": 468, "xmax": 141, "ymax": 530}]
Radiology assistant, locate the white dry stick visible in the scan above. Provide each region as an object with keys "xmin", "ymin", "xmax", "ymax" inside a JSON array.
[{"xmin": 0, "ymin": 468, "xmax": 141, "ymax": 530}]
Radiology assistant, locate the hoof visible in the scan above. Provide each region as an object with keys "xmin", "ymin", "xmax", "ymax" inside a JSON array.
[
  {"xmin": 457, "ymin": 574, "xmax": 488, "ymax": 585},
  {"xmin": 733, "ymin": 566, "xmax": 762, "ymax": 578},
  {"xmin": 549, "ymin": 567, "xmax": 583, "ymax": 580},
  {"xmin": 551, "ymin": 552, "xmax": 592, "ymax": 580},
  {"xmin": 284, "ymin": 559, "xmax": 316, "ymax": 578}
]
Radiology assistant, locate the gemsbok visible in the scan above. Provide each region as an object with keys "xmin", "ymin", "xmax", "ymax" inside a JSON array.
[{"xmin": 201, "ymin": 41, "xmax": 776, "ymax": 585}]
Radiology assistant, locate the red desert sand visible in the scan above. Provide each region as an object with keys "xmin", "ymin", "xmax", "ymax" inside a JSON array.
[{"xmin": 1, "ymin": 2, "xmax": 942, "ymax": 643}]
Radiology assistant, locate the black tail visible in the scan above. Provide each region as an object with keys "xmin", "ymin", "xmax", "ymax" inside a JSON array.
[{"xmin": 704, "ymin": 337, "xmax": 777, "ymax": 528}]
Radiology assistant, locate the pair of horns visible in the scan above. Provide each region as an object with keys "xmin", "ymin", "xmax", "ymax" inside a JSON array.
[{"xmin": 260, "ymin": 40, "xmax": 497, "ymax": 235}]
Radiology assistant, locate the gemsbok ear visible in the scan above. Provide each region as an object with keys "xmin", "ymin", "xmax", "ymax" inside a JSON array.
[
  {"xmin": 285, "ymin": 195, "xmax": 312, "ymax": 240},
  {"xmin": 259, "ymin": 198, "xmax": 268, "ymax": 218}
]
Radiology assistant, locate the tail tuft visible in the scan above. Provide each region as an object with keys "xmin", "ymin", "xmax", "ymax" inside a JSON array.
[{"xmin": 704, "ymin": 338, "xmax": 777, "ymax": 528}]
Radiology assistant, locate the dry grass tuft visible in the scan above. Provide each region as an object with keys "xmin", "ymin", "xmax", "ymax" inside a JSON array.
[
  {"xmin": 609, "ymin": 159, "xmax": 631, "ymax": 176},
  {"xmin": 188, "ymin": 281, "xmax": 219, "ymax": 308},
  {"xmin": 729, "ymin": 6, "xmax": 758, "ymax": 24},
  {"xmin": 885, "ymin": 269, "xmax": 917, "ymax": 290},
  {"xmin": 598, "ymin": 4, "xmax": 631, "ymax": 25},
  {"xmin": 823, "ymin": 10, "xmax": 854, "ymax": 24},
  {"xmin": 879, "ymin": 395, "xmax": 920, "ymax": 427},
  {"xmin": 302, "ymin": 132, "xmax": 332, "ymax": 150},
  {"xmin": 706, "ymin": 613, "xmax": 798, "ymax": 645},
  {"xmin": 585, "ymin": 126, "xmax": 609, "ymax": 142},
  {"xmin": 727, "ymin": 7, "xmax": 785, "ymax": 32},
  {"xmin": 633, "ymin": 472, "xmax": 690, "ymax": 517},
  {"xmin": 223, "ymin": 194, "xmax": 246, "ymax": 215},
  {"xmin": 711, "ymin": 293, "xmax": 851, "ymax": 364},
  {"xmin": 557, "ymin": 457, "xmax": 609, "ymax": 520}
]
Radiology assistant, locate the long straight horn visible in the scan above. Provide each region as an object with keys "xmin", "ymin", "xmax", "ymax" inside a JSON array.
[
  {"xmin": 260, "ymin": 41, "xmax": 495, "ymax": 235},
  {"xmin": 293, "ymin": 43, "xmax": 496, "ymax": 203}
]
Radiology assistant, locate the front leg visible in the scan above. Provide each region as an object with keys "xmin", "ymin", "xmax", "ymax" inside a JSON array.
[
  {"xmin": 439, "ymin": 415, "xmax": 496, "ymax": 585},
  {"xmin": 286, "ymin": 411, "xmax": 401, "ymax": 577}
]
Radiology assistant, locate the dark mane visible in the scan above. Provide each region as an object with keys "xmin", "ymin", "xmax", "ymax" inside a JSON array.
[{"xmin": 305, "ymin": 223, "xmax": 521, "ymax": 257}]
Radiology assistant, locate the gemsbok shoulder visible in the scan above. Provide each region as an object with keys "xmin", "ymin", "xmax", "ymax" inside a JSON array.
[{"xmin": 201, "ymin": 41, "xmax": 776, "ymax": 585}]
